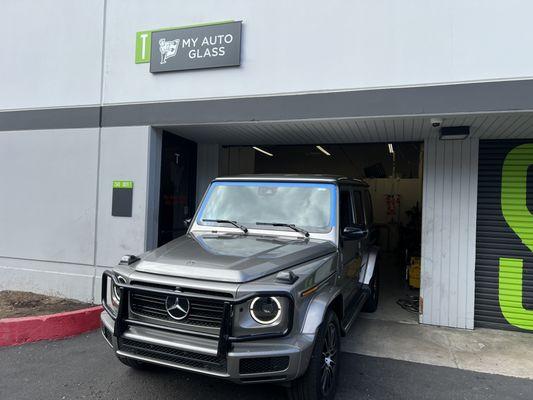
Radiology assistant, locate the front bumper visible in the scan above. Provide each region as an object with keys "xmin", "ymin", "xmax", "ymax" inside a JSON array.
[{"xmin": 101, "ymin": 311, "xmax": 315, "ymax": 383}]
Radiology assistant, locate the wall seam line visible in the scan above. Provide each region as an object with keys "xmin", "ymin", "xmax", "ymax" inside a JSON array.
[{"xmin": 91, "ymin": 0, "xmax": 108, "ymax": 303}]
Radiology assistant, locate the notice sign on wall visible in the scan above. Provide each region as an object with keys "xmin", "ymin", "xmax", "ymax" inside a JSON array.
[
  {"xmin": 112, "ymin": 180, "xmax": 133, "ymax": 217},
  {"xmin": 148, "ymin": 21, "xmax": 242, "ymax": 73}
]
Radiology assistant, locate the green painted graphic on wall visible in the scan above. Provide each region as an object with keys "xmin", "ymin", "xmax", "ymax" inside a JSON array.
[{"xmin": 499, "ymin": 143, "xmax": 533, "ymax": 330}]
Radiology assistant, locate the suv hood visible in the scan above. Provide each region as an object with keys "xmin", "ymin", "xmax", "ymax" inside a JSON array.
[{"xmin": 134, "ymin": 232, "xmax": 336, "ymax": 283}]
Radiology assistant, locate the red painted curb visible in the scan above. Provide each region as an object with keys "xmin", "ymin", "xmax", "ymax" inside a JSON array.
[{"xmin": 0, "ymin": 305, "xmax": 103, "ymax": 347}]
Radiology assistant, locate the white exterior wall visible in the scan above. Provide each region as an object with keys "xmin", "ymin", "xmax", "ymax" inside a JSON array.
[
  {"xmin": 93, "ymin": 126, "xmax": 154, "ymax": 301},
  {"xmin": 0, "ymin": 126, "xmax": 154, "ymax": 302},
  {"xmin": 0, "ymin": 128, "xmax": 99, "ymax": 301},
  {"xmin": 95, "ymin": 126, "xmax": 152, "ymax": 268},
  {"xmin": 0, "ymin": 0, "xmax": 105, "ymax": 110},
  {"xmin": 2, "ymin": 1, "xmax": 533, "ymax": 111},
  {"xmin": 103, "ymin": 0, "xmax": 533, "ymax": 105},
  {"xmin": 421, "ymin": 139, "xmax": 479, "ymax": 329}
]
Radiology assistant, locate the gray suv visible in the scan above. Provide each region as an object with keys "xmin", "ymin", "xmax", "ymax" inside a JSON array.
[{"xmin": 101, "ymin": 175, "xmax": 379, "ymax": 400}]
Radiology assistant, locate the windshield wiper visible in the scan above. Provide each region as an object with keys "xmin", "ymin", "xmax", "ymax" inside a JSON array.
[
  {"xmin": 202, "ymin": 219, "xmax": 248, "ymax": 234},
  {"xmin": 256, "ymin": 222, "xmax": 310, "ymax": 237}
]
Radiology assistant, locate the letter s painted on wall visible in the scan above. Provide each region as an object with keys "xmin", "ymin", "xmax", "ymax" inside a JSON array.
[{"xmin": 499, "ymin": 143, "xmax": 533, "ymax": 330}]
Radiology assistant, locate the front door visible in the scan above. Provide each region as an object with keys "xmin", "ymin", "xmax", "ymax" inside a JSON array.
[{"xmin": 157, "ymin": 132, "xmax": 197, "ymax": 246}]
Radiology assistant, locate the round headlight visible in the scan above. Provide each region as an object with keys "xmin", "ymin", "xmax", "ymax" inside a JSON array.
[
  {"xmin": 111, "ymin": 276, "xmax": 126, "ymax": 306},
  {"xmin": 250, "ymin": 296, "xmax": 282, "ymax": 325}
]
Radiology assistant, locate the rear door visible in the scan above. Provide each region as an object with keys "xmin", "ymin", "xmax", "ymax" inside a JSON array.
[
  {"xmin": 339, "ymin": 187, "xmax": 362, "ymax": 304},
  {"xmin": 363, "ymin": 189, "xmax": 378, "ymax": 245},
  {"xmin": 351, "ymin": 188, "xmax": 367, "ymax": 287}
]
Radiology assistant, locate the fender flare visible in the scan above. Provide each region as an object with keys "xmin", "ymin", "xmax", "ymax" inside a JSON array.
[
  {"xmin": 301, "ymin": 286, "xmax": 343, "ymax": 336},
  {"xmin": 362, "ymin": 246, "xmax": 380, "ymax": 285}
]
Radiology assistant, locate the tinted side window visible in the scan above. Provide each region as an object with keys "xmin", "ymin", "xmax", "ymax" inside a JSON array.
[
  {"xmin": 339, "ymin": 190, "xmax": 354, "ymax": 231},
  {"xmin": 353, "ymin": 191, "xmax": 365, "ymax": 225},
  {"xmin": 364, "ymin": 191, "xmax": 374, "ymax": 225}
]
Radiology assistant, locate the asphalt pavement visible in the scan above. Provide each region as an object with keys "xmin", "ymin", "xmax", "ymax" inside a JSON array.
[{"xmin": 0, "ymin": 331, "xmax": 531, "ymax": 400}]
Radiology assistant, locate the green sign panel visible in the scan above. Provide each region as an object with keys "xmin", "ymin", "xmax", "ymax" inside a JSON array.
[
  {"xmin": 113, "ymin": 180, "xmax": 134, "ymax": 189},
  {"xmin": 135, "ymin": 20, "xmax": 234, "ymax": 64}
]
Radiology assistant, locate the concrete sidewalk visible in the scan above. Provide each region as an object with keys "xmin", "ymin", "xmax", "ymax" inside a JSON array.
[{"xmin": 342, "ymin": 316, "xmax": 533, "ymax": 380}]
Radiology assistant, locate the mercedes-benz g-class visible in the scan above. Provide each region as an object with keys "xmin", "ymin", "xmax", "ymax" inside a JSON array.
[{"xmin": 101, "ymin": 175, "xmax": 379, "ymax": 400}]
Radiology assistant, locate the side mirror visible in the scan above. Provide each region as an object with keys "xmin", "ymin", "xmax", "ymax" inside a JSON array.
[
  {"xmin": 184, "ymin": 218, "xmax": 192, "ymax": 228},
  {"xmin": 342, "ymin": 226, "xmax": 367, "ymax": 240}
]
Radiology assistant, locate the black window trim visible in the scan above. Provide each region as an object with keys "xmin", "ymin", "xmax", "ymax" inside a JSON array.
[{"xmin": 351, "ymin": 189, "xmax": 365, "ymax": 227}]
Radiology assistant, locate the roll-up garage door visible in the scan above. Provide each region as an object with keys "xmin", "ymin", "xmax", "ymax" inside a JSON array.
[{"xmin": 475, "ymin": 140, "xmax": 533, "ymax": 332}]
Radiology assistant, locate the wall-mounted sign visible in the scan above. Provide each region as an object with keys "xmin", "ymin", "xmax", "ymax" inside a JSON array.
[
  {"xmin": 112, "ymin": 180, "xmax": 134, "ymax": 217},
  {"xmin": 135, "ymin": 20, "xmax": 235, "ymax": 64},
  {"xmin": 147, "ymin": 21, "xmax": 242, "ymax": 73}
]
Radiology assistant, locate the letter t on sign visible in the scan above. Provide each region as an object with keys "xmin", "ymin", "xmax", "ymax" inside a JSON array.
[{"xmin": 135, "ymin": 31, "xmax": 151, "ymax": 63}]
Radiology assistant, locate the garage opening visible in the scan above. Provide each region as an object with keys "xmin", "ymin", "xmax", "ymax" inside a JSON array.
[{"xmin": 220, "ymin": 143, "xmax": 423, "ymax": 324}]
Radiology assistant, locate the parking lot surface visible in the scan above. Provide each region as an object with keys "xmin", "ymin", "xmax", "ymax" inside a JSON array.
[{"xmin": 1, "ymin": 331, "xmax": 531, "ymax": 400}]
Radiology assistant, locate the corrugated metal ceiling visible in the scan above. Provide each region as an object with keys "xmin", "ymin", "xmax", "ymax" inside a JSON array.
[{"xmin": 164, "ymin": 112, "xmax": 533, "ymax": 144}]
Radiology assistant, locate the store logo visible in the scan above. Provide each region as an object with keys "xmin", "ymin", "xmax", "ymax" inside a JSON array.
[
  {"xmin": 159, "ymin": 38, "xmax": 180, "ymax": 64},
  {"xmin": 138, "ymin": 21, "xmax": 241, "ymax": 73}
]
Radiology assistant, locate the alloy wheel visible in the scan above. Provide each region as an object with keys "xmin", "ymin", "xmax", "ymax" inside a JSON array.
[{"xmin": 320, "ymin": 321, "xmax": 338, "ymax": 395}]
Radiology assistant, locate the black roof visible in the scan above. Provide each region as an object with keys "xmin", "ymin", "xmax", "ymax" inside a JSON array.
[{"xmin": 214, "ymin": 174, "xmax": 368, "ymax": 186}]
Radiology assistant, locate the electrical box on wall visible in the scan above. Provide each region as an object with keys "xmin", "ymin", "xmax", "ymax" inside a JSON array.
[{"xmin": 112, "ymin": 180, "xmax": 133, "ymax": 217}]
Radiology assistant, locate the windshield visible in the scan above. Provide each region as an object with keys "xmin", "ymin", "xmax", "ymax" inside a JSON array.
[{"xmin": 196, "ymin": 181, "xmax": 336, "ymax": 233}]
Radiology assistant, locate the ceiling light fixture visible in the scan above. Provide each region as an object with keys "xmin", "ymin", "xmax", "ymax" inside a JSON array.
[
  {"xmin": 252, "ymin": 146, "xmax": 274, "ymax": 156},
  {"xmin": 316, "ymin": 145, "xmax": 331, "ymax": 156},
  {"xmin": 388, "ymin": 143, "xmax": 394, "ymax": 154},
  {"xmin": 439, "ymin": 126, "xmax": 470, "ymax": 140}
]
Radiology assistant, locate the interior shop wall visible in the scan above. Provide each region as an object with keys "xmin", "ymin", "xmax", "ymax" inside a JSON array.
[
  {"xmin": 219, "ymin": 146, "xmax": 256, "ymax": 176},
  {"xmin": 367, "ymin": 178, "xmax": 421, "ymax": 225},
  {"xmin": 197, "ymin": 144, "xmax": 220, "ymax": 203}
]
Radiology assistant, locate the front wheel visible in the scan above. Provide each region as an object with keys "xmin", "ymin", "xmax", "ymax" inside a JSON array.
[{"xmin": 287, "ymin": 310, "xmax": 341, "ymax": 400}]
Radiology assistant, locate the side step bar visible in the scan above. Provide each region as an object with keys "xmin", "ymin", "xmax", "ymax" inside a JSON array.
[{"xmin": 341, "ymin": 286, "xmax": 371, "ymax": 334}]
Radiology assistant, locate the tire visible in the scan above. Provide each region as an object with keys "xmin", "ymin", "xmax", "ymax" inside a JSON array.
[
  {"xmin": 117, "ymin": 355, "xmax": 153, "ymax": 370},
  {"xmin": 287, "ymin": 310, "xmax": 341, "ymax": 400},
  {"xmin": 362, "ymin": 269, "xmax": 379, "ymax": 313}
]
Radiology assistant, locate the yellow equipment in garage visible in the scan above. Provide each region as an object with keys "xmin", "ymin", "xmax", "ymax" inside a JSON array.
[{"xmin": 408, "ymin": 257, "xmax": 421, "ymax": 289}]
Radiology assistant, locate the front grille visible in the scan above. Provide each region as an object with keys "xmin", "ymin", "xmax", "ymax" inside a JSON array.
[
  {"xmin": 119, "ymin": 338, "xmax": 226, "ymax": 372},
  {"xmin": 129, "ymin": 291, "xmax": 225, "ymax": 328},
  {"xmin": 239, "ymin": 357, "xmax": 290, "ymax": 374}
]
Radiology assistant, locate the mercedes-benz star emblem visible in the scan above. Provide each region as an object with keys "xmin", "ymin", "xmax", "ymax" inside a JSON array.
[{"xmin": 165, "ymin": 296, "xmax": 190, "ymax": 321}]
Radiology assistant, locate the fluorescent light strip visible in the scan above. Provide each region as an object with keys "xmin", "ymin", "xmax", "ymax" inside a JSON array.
[
  {"xmin": 316, "ymin": 145, "xmax": 331, "ymax": 156},
  {"xmin": 253, "ymin": 146, "xmax": 273, "ymax": 157},
  {"xmin": 388, "ymin": 143, "xmax": 394, "ymax": 154}
]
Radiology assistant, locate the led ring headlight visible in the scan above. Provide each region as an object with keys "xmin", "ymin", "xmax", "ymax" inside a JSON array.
[
  {"xmin": 111, "ymin": 276, "xmax": 126, "ymax": 305},
  {"xmin": 250, "ymin": 296, "xmax": 282, "ymax": 325}
]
